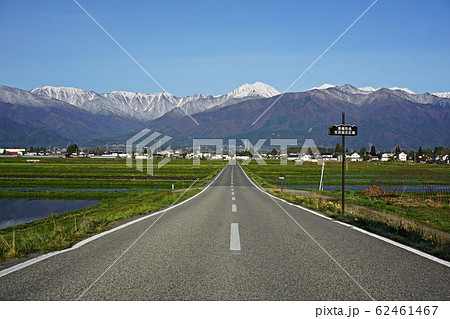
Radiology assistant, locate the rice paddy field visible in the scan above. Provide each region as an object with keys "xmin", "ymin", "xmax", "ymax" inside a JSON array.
[{"xmin": 242, "ymin": 160, "xmax": 450, "ymax": 189}]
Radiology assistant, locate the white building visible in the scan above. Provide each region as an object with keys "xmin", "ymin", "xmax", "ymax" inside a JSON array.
[
  {"xmin": 396, "ymin": 151, "xmax": 407, "ymax": 161},
  {"xmin": 0, "ymin": 148, "xmax": 26, "ymax": 156},
  {"xmin": 381, "ymin": 152, "xmax": 394, "ymax": 161},
  {"xmin": 348, "ymin": 152, "xmax": 362, "ymax": 162},
  {"xmin": 321, "ymin": 153, "xmax": 337, "ymax": 161}
]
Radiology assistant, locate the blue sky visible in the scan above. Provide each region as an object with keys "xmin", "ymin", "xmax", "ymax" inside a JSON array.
[{"xmin": 1, "ymin": 0, "xmax": 449, "ymax": 96}]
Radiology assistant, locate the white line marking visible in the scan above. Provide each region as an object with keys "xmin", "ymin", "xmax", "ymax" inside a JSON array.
[
  {"xmin": 232, "ymin": 204, "xmax": 237, "ymax": 212},
  {"xmin": 0, "ymin": 163, "xmax": 230, "ymax": 279},
  {"xmin": 232, "ymin": 192, "xmax": 234, "ymax": 195},
  {"xmin": 230, "ymin": 223, "xmax": 241, "ymax": 251},
  {"xmin": 237, "ymin": 164, "xmax": 450, "ymax": 268},
  {"xmin": 232, "ymin": 197, "xmax": 236, "ymax": 201},
  {"xmin": 272, "ymin": 191, "xmax": 375, "ymax": 300}
]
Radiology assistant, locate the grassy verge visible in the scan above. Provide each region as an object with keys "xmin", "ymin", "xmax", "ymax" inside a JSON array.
[
  {"xmin": 327, "ymin": 189, "xmax": 449, "ymax": 233},
  {"xmin": 0, "ymin": 189, "xmax": 200, "ymax": 262}
]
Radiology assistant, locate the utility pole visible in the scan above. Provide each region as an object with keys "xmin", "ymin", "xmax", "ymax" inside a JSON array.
[
  {"xmin": 341, "ymin": 112, "xmax": 345, "ymax": 215},
  {"xmin": 328, "ymin": 112, "xmax": 357, "ymax": 215}
]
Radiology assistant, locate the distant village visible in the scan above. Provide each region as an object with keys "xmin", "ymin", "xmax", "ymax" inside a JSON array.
[{"xmin": 1, "ymin": 144, "xmax": 449, "ymax": 164}]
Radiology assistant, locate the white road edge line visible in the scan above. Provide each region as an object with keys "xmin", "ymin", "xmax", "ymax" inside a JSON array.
[
  {"xmin": 237, "ymin": 163, "xmax": 450, "ymax": 269},
  {"xmin": 270, "ymin": 189, "xmax": 375, "ymax": 300},
  {"xmin": 230, "ymin": 223, "xmax": 241, "ymax": 251},
  {"xmin": 77, "ymin": 177, "xmax": 201, "ymax": 300},
  {"xmin": 0, "ymin": 163, "xmax": 230, "ymax": 279}
]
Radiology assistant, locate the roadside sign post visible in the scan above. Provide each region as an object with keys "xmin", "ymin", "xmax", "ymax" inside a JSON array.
[
  {"xmin": 279, "ymin": 173, "xmax": 285, "ymax": 192},
  {"xmin": 319, "ymin": 161, "xmax": 325, "ymax": 191},
  {"xmin": 328, "ymin": 112, "xmax": 358, "ymax": 214}
]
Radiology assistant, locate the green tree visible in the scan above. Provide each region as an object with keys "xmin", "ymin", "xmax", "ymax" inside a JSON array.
[
  {"xmin": 417, "ymin": 146, "xmax": 423, "ymax": 162},
  {"xmin": 334, "ymin": 143, "xmax": 342, "ymax": 154},
  {"xmin": 395, "ymin": 145, "xmax": 401, "ymax": 153},
  {"xmin": 67, "ymin": 143, "xmax": 79, "ymax": 156},
  {"xmin": 370, "ymin": 144, "xmax": 376, "ymax": 155},
  {"xmin": 359, "ymin": 146, "xmax": 367, "ymax": 156},
  {"xmin": 270, "ymin": 148, "xmax": 278, "ymax": 155},
  {"xmin": 433, "ymin": 146, "xmax": 443, "ymax": 156}
]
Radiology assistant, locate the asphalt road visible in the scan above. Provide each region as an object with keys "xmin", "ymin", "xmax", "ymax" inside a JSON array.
[{"xmin": 0, "ymin": 161, "xmax": 449, "ymax": 300}]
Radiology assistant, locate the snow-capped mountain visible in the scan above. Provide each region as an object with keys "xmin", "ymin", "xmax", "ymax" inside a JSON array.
[
  {"xmin": 148, "ymin": 83, "xmax": 450, "ymax": 150},
  {"xmin": 306, "ymin": 83, "xmax": 450, "ymax": 106},
  {"xmin": 31, "ymin": 82, "xmax": 280, "ymax": 121},
  {"xmin": 0, "ymin": 85, "xmax": 144, "ymax": 145},
  {"xmin": 308, "ymin": 83, "xmax": 418, "ymax": 95},
  {"xmin": 432, "ymin": 92, "xmax": 450, "ymax": 99},
  {"xmin": 225, "ymin": 81, "xmax": 280, "ymax": 99},
  {"xmin": 31, "ymin": 86, "xmax": 99, "ymax": 106}
]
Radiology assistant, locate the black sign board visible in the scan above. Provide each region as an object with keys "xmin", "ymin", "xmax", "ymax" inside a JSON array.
[{"xmin": 328, "ymin": 124, "xmax": 358, "ymax": 136}]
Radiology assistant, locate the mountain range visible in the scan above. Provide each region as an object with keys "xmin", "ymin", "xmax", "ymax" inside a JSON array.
[
  {"xmin": 30, "ymin": 82, "xmax": 280, "ymax": 121},
  {"xmin": 0, "ymin": 82, "xmax": 449, "ymax": 150}
]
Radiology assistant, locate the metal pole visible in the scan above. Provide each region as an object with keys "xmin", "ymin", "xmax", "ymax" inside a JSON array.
[
  {"xmin": 342, "ymin": 112, "xmax": 345, "ymax": 214},
  {"xmin": 319, "ymin": 161, "xmax": 325, "ymax": 191}
]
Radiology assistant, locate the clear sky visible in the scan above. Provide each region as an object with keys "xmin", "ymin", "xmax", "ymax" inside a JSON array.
[{"xmin": 1, "ymin": 0, "xmax": 449, "ymax": 96}]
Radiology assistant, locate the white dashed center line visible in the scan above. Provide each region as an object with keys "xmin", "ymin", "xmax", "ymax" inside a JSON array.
[
  {"xmin": 232, "ymin": 204, "xmax": 237, "ymax": 212},
  {"xmin": 232, "ymin": 197, "xmax": 235, "ymax": 201},
  {"xmin": 230, "ymin": 223, "xmax": 241, "ymax": 251}
]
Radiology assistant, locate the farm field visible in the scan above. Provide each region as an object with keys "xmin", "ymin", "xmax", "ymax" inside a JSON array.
[
  {"xmin": 0, "ymin": 157, "xmax": 226, "ymax": 262},
  {"xmin": 241, "ymin": 160, "xmax": 450, "ymax": 188}
]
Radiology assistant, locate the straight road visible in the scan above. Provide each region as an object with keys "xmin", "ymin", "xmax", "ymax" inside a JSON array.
[{"xmin": 0, "ymin": 161, "xmax": 449, "ymax": 300}]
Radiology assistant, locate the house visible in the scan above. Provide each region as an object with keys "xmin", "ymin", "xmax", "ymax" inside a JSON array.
[
  {"xmin": 0, "ymin": 148, "xmax": 26, "ymax": 156},
  {"xmin": 321, "ymin": 153, "xmax": 337, "ymax": 161},
  {"xmin": 348, "ymin": 152, "xmax": 362, "ymax": 162},
  {"xmin": 381, "ymin": 152, "xmax": 394, "ymax": 161},
  {"xmin": 300, "ymin": 154, "xmax": 312, "ymax": 162},
  {"xmin": 395, "ymin": 151, "xmax": 407, "ymax": 162},
  {"xmin": 235, "ymin": 152, "xmax": 250, "ymax": 161},
  {"xmin": 211, "ymin": 154, "xmax": 223, "ymax": 160}
]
